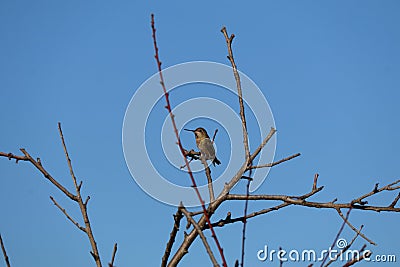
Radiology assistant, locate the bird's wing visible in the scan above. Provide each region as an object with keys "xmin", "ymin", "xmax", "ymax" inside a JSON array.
[{"xmin": 201, "ymin": 139, "xmax": 216, "ymax": 160}]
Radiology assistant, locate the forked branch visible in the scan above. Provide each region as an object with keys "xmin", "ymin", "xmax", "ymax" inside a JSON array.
[
  {"xmin": 180, "ymin": 204, "xmax": 220, "ymax": 267},
  {"xmin": 58, "ymin": 123, "xmax": 102, "ymax": 266},
  {"xmin": 50, "ymin": 196, "xmax": 86, "ymax": 233},
  {"xmin": 247, "ymin": 153, "xmax": 301, "ymax": 170},
  {"xmin": 0, "ymin": 123, "xmax": 103, "ymax": 267},
  {"xmin": 161, "ymin": 209, "xmax": 183, "ymax": 267}
]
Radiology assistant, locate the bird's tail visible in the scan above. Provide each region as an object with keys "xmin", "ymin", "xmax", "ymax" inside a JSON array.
[{"xmin": 212, "ymin": 157, "xmax": 221, "ymax": 166}]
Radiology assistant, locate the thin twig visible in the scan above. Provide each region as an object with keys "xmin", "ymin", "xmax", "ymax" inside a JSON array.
[
  {"xmin": 0, "ymin": 152, "xmax": 28, "ymax": 163},
  {"xmin": 189, "ymin": 210, "xmax": 204, "ymax": 217},
  {"xmin": 249, "ymin": 127, "xmax": 277, "ymax": 162},
  {"xmin": 320, "ymin": 208, "xmax": 352, "ymax": 266},
  {"xmin": 247, "ymin": 153, "xmax": 301, "ymax": 170},
  {"xmin": 58, "ymin": 122, "xmax": 81, "ymax": 193},
  {"xmin": 1, "ymin": 125, "xmax": 102, "ymax": 266},
  {"xmin": 221, "ymin": 26, "xmax": 250, "ymax": 162},
  {"xmin": 0, "ymin": 234, "xmax": 11, "ymax": 267},
  {"xmin": 313, "ymin": 174, "xmax": 319, "ymax": 191},
  {"xmin": 210, "ymin": 181, "xmax": 324, "ymax": 229},
  {"xmin": 195, "ymin": 176, "xmax": 399, "ymax": 233},
  {"xmin": 180, "ymin": 149, "xmax": 200, "ymax": 169},
  {"xmin": 151, "ymin": 14, "xmax": 227, "ymax": 267},
  {"xmin": 19, "ymin": 149, "xmax": 77, "ymax": 201},
  {"xmin": 147, "ymin": 18, "xmax": 400, "ymax": 267},
  {"xmin": 180, "ymin": 205, "xmax": 220, "ymax": 267},
  {"xmin": 161, "ymin": 209, "xmax": 183, "ymax": 267},
  {"xmin": 212, "ymin": 129, "xmax": 218, "ymax": 143},
  {"xmin": 240, "ymin": 173, "xmax": 251, "ymax": 267},
  {"xmin": 209, "ymin": 202, "xmax": 291, "ymax": 228},
  {"xmin": 390, "ymin": 192, "xmax": 400, "ymax": 208},
  {"xmin": 108, "ymin": 243, "xmax": 117, "ymax": 267},
  {"xmin": 352, "ymin": 179, "xmax": 400, "ymax": 205},
  {"xmin": 336, "ymin": 208, "xmax": 376, "ymax": 245},
  {"xmin": 50, "ymin": 196, "xmax": 86, "ymax": 232},
  {"xmin": 226, "ymin": 192, "xmax": 400, "ymax": 213},
  {"xmin": 58, "ymin": 123, "xmax": 102, "ymax": 267},
  {"xmin": 324, "ymin": 225, "xmax": 364, "ymax": 267}
]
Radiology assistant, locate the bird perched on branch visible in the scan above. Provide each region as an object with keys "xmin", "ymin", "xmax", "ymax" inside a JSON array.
[{"xmin": 184, "ymin": 127, "xmax": 221, "ymax": 166}]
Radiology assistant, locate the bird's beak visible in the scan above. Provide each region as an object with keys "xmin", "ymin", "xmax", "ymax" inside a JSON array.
[{"xmin": 184, "ymin": 129, "xmax": 195, "ymax": 132}]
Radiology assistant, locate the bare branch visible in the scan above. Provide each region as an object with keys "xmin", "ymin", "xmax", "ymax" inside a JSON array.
[
  {"xmin": 249, "ymin": 127, "xmax": 277, "ymax": 162},
  {"xmin": 320, "ymin": 208, "xmax": 352, "ymax": 266},
  {"xmin": 324, "ymin": 225, "xmax": 364, "ymax": 267},
  {"xmin": 189, "ymin": 210, "xmax": 204, "ymax": 217},
  {"xmin": 210, "ymin": 202, "xmax": 291, "ymax": 229},
  {"xmin": 352, "ymin": 179, "xmax": 400, "ymax": 205},
  {"xmin": 240, "ymin": 175, "xmax": 251, "ymax": 267},
  {"xmin": 336, "ymin": 208, "xmax": 376, "ymax": 245},
  {"xmin": 161, "ymin": 209, "xmax": 183, "ymax": 267},
  {"xmin": 226, "ymin": 176, "xmax": 383, "ymax": 246},
  {"xmin": 211, "ymin": 183, "xmax": 324, "ymax": 228},
  {"xmin": 226, "ymin": 193, "xmax": 324, "ymax": 202},
  {"xmin": 219, "ymin": 160, "xmax": 250, "ymax": 199},
  {"xmin": 221, "ymin": 26, "xmax": 250, "ymax": 162},
  {"xmin": 0, "ymin": 152, "xmax": 28, "ymax": 163},
  {"xmin": 168, "ymin": 201, "xmax": 228, "ymax": 267},
  {"xmin": 180, "ymin": 205, "xmax": 220, "ymax": 267},
  {"xmin": 17, "ymin": 149, "xmax": 77, "ymax": 201},
  {"xmin": 180, "ymin": 149, "xmax": 199, "ymax": 169},
  {"xmin": 313, "ymin": 173, "xmax": 319, "ymax": 191},
  {"xmin": 50, "ymin": 196, "xmax": 86, "ymax": 232},
  {"xmin": 58, "ymin": 122, "xmax": 80, "ymax": 193},
  {"xmin": 247, "ymin": 153, "xmax": 301, "ymax": 170},
  {"xmin": 58, "ymin": 123, "xmax": 102, "ymax": 267},
  {"xmin": 184, "ymin": 149, "xmax": 200, "ymax": 159},
  {"xmin": 1, "ymin": 124, "xmax": 102, "ymax": 266},
  {"xmin": 108, "ymin": 243, "xmax": 117, "ymax": 267},
  {"xmin": 152, "ymin": 14, "xmax": 227, "ymax": 267},
  {"xmin": 84, "ymin": 196, "xmax": 90, "ymax": 206},
  {"xmin": 78, "ymin": 181, "xmax": 83, "ymax": 191},
  {"xmin": 209, "ymin": 174, "xmax": 324, "ymax": 230},
  {"xmin": 0, "ymin": 234, "xmax": 11, "ymax": 267},
  {"xmin": 227, "ymin": 193, "xmax": 400, "ymax": 212},
  {"xmin": 226, "ymin": 177, "xmax": 400, "ymax": 215}
]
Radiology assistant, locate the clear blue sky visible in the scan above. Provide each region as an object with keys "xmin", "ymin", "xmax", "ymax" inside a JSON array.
[{"xmin": 1, "ymin": 1, "xmax": 399, "ymax": 266}]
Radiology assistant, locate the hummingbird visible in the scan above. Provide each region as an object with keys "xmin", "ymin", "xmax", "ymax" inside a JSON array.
[{"xmin": 184, "ymin": 127, "xmax": 221, "ymax": 166}]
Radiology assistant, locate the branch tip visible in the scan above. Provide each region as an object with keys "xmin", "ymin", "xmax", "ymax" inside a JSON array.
[
  {"xmin": 0, "ymin": 233, "xmax": 11, "ymax": 267},
  {"xmin": 313, "ymin": 173, "xmax": 319, "ymax": 191},
  {"xmin": 373, "ymin": 183, "xmax": 379, "ymax": 192},
  {"xmin": 108, "ymin": 243, "xmax": 118, "ymax": 267}
]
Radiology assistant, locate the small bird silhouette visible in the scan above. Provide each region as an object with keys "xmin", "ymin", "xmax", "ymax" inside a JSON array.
[{"xmin": 185, "ymin": 127, "xmax": 221, "ymax": 166}]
